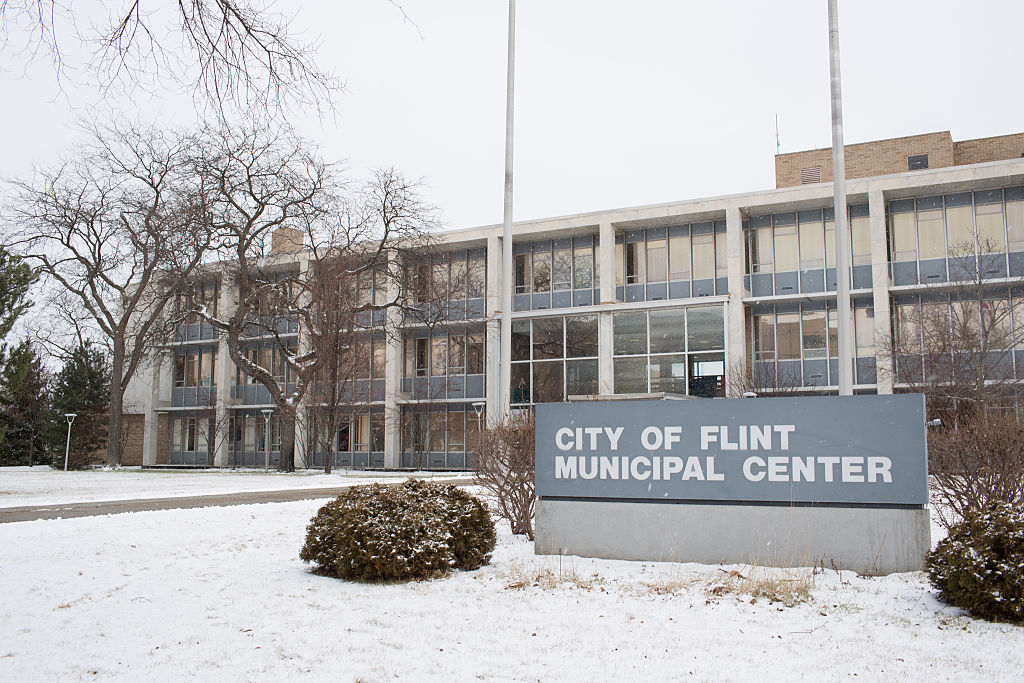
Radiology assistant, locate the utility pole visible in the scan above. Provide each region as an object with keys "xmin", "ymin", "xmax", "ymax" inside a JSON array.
[
  {"xmin": 498, "ymin": 0, "xmax": 516, "ymax": 420},
  {"xmin": 828, "ymin": 0, "xmax": 853, "ymax": 396}
]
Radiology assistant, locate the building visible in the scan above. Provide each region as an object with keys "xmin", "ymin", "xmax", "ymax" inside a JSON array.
[{"xmin": 122, "ymin": 130, "xmax": 1024, "ymax": 469}]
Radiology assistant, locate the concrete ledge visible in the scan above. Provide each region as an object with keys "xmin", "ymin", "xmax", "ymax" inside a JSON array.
[{"xmin": 535, "ymin": 498, "xmax": 930, "ymax": 575}]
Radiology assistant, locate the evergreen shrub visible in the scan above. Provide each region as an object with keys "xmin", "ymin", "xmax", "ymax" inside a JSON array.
[
  {"xmin": 300, "ymin": 479, "xmax": 496, "ymax": 581},
  {"xmin": 927, "ymin": 502, "xmax": 1024, "ymax": 623}
]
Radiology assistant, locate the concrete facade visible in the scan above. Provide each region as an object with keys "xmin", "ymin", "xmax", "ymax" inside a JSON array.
[
  {"xmin": 128, "ymin": 131, "xmax": 1024, "ymax": 470},
  {"xmin": 535, "ymin": 498, "xmax": 930, "ymax": 575}
]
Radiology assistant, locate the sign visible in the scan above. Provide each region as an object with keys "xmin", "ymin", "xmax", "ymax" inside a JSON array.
[{"xmin": 535, "ymin": 395, "xmax": 928, "ymax": 505}]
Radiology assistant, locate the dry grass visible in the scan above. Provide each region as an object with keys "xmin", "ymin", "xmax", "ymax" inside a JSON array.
[
  {"xmin": 501, "ymin": 559, "xmax": 605, "ymax": 591},
  {"xmin": 706, "ymin": 565, "xmax": 815, "ymax": 607}
]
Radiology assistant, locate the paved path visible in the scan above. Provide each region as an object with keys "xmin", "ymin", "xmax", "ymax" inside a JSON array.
[{"xmin": 0, "ymin": 478, "xmax": 474, "ymax": 524}]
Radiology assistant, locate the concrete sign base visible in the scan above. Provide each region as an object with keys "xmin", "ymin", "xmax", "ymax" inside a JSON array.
[{"xmin": 535, "ymin": 498, "xmax": 930, "ymax": 575}]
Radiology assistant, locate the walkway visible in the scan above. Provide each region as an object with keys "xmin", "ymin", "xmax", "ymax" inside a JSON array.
[{"xmin": 0, "ymin": 478, "xmax": 474, "ymax": 523}]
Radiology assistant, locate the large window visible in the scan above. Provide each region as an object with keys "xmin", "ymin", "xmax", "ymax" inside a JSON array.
[
  {"xmin": 510, "ymin": 314, "xmax": 599, "ymax": 404},
  {"xmin": 747, "ymin": 206, "xmax": 868, "ymax": 275},
  {"xmin": 404, "ymin": 328, "xmax": 485, "ymax": 379},
  {"xmin": 175, "ymin": 348, "xmax": 218, "ymax": 388},
  {"xmin": 750, "ymin": 300, "xmax": 875, "ymax": 372},
  {"xmin": 612, "ymin": 305, "xmax": 725, "ymax": 397},
  {"xmin": 889, "ymin": 188, "xmax": 1024, "ymax": 266},
  {"xmin": 620, "ymin": 222, "xmax": 728, "ymax": 290},
  {"xmin": 514, "ymin": 239, "xmax": 599, "ymax": 295}
]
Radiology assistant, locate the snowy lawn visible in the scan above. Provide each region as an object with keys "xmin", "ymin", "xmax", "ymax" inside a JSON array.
[
  {"xmin": 0, "ymin": 466, "xmax": 465, "ymax": 508},
  {"xmin": 0, "ymin": 499, "xmax": 1019, "ymax": 681}
]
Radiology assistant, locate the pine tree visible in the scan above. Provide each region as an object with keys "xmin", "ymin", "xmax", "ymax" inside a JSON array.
[
  {"xmin": 0, "ymin": 341, "xmax": 58, "ymax": 466},
  {"xmin": 0, "ymin": 248, "xmax": 37, "ymax": 357},
  {"xmin": 51, "ymin": 343, "xmax": 109, "ymax": 469}
]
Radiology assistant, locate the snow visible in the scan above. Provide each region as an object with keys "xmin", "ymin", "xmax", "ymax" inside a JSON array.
[
  {"xmin": 1, "ymin": 496, "xmax": 1020, "ymax": 681},
  {"xmin": 0, "ymin": 466, "xmax": 466, "ymax": 508}
]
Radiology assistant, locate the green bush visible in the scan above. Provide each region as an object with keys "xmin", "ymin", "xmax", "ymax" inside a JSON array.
[
  {"xmin": 927, "ymin": 502, "xmax": 1024, "ymax": 623},
  {"xmin": 300, "ymin": 479, "xmax": 496, "ymax": 581}
]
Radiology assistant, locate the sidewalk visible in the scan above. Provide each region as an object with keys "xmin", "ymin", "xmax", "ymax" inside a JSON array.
[{"xmin": 0, "ymin": 477, "xmax": 474, "ymax": 523}]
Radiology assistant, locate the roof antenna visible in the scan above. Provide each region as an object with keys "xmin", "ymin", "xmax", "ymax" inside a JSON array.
[{"xmin": 775, "ymin": 114, "xmax": 781, "ymax": 155}]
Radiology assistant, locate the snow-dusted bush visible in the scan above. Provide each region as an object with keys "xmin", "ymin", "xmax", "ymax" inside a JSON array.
[
  {"xmin": 927, "ymin": 502, "xmax": 1024, "ymax": 623},
  {"xmin": 299, "ymin": 479, "xmax": 496, "ymax": 581}
]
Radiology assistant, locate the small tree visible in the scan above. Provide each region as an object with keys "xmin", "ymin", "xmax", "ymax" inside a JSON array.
[
  {"xmin": 472, "ymin": 413, "xmax": 536, "ymax": 539},
  {"xmin": 51, "ymin": 342, "xmax": 110, "ymax": 468},
  {"xmin": 927, "ymin": 414, "xmax": 1024, "ymax": 529},
  {"xmin": 0, "ymin": 340, "xmax": 58, "ymax": 466}
]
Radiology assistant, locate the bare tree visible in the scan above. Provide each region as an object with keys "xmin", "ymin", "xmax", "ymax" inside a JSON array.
[
  {"xmin": 193, "ymin": 122, "xmax": 438, "ymax": 472},
  {"xmin": 7, "ymin": 122, "xmax": 213, "ymax": 466},
  {"xmin": 472, "ymin": 413, "xmax": 536, "ymax": 539},
  {"xmin": 884, "ymin": 240, "xmax": 1024, "ymax": 424},
  {"xmin": 727, "ymin": 354, "xmax": 803, "ymax": 398},
  {"xmin": 927, "ymin": 413, "xmax": 1024, "ymax": 529},
  {"xmin": 0, "ymin": 1, "xmax": 340, "ymax": 116}
]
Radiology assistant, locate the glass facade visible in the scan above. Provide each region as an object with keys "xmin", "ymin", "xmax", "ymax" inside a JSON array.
[
  {"xmin": 611, "ymin": 305, "xmax": 725, "ymax": 397},
  {"xmin": 510, "ymin": 314, "xmax": 600, "ymax": 404}
]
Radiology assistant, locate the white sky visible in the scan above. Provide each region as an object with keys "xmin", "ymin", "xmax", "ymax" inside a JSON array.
[{"xmin": 2, "ymin": 0, "xmax": 1023, "ymax": 231}]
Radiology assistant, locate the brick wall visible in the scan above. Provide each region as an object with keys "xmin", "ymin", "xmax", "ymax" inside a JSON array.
[
  {"xmin": 775, "ymin": 131, "xmax": 955, "ymax": 187},
  {"xmin": 157, "ymin": 413, "xmax": 170, "ymax": 465},
  {"xmin": 121, "ymin": 414, "xmax": 145, "ymax": 466},
  {"xmin": 954, "ymin": 133, "xmax": 1024, "ymax": 166}
]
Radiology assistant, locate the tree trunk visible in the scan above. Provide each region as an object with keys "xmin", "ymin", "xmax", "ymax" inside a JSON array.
[
  {"xmin": 277, "ymin": 411, "xmax": 296, "ymax": 472},
  {"xmin": 107, "ymin": 346, "xmax": 125, "ymax": 467}
]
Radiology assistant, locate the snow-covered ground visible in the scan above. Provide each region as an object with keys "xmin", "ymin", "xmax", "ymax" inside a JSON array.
[
  {"xmin": 0, "ymin": 498, "xmax": 1019, "ymax": 681},
  {"xmin": 0, "ymin": 466, "xmax": 466, "ymax": 508}
]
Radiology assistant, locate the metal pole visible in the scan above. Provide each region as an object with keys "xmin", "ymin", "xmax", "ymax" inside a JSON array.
[
  {"xmin": 828, "ymin": 0, "xmax": 854, "ymax": 396},
  {"xmin": 63, "ymin": 421, "xmax": 72, "ymax": 472},
  {"xmin": 498, "ymin": 0, "xmax": 516, "ymax": 421}
]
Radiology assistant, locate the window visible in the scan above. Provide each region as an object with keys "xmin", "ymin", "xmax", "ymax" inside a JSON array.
[
  {"xmin": 431, "ymin": 337, "xmax": 447, "ymax": 376},
  {"xmin": 669, "ymin": 234, "xmax": 690, "ymax": 281},
  {"xmin": 448, "ymin": 334, "xmax": 466, "ymax": 375},
  {"xmin": 573, "ymin": 246, "xmax": 593, "ymax": 289},
  {"xmin": 945, "ymin": 202, "xmax": 974, "ymax": 255},
  {"xmin": 625, "ymin": 241, "xmax": 645, "ymax": 285},
  {"xmin": 415, "ymin": 338, "xmax": 428, "ymax": 376},
  {"xmin": 975, "ymin": 201, "xmax": 1006, "ymax": 252},
  {"xmin": 647, "ymin": 238, "xmax": 667, "ymax": 283},
  {"xmin": 773, "ymin": 223, "xmax": 798, "ymax": 272},
  {"xmin": 715, "ymin": 231, "xmax": 727, "ymax": 278},
  {"xmin": 692, "ymin": 233, "xmax": 714, "ymax": 279},
  {"xmin": 908, "ymin": 154, "xmax": 929, "ymax": 170},
  {"xmin": 467, "ymin": 334, "xmax": 484, "ymax": 374},
  {"xmin": 855, "ymin": 307, "xmax": 875, "ymax": 356},
  {"xmin": 751, "ymin": 226, "xmax": 773, "ymax": 273},
  {"xmin": 891, "ymin": 211, "xmax": 917, "ymax": 261},
  {"xmin": 850, "ymin": 215, "xmax": 871, "ymax": 265},
  {"xmin": 776, "ymin": 311, "xmax": 800, "ymax": 360},
  {"xmin": 754, "ymin": 314, "xmax": 775, "ymax": 361},
  {"xmin": 533, "ymin": 251, "xmax": 551, "ymax": 293},
  {"xmin": 798, "ymin": 215, "xmax": 824, "ymax": 269},
  {"xmin": 552, "ymin": 248, "xmax": 572, "ymax": 291},
  {"xmin": 511, "ymin": 315, "xmax": 600, "ymax": 405},
  {"xmin": 514, "ymin": 253, "xmax": 530, "ymax": 294},
  {"xmin": 468, "ymin": 257, "xmax": 486, "ymax": 298},
  {"xmin": 612, "ymin": 306, "xmax": 725, "ymax": 396},
  {"xmin": 802, "ymin": 309, "xmax": 827, "ymax": 359},
  {"xmin": 1008, "ymin": 193, "xmax": 1024, "ymax": 252}
]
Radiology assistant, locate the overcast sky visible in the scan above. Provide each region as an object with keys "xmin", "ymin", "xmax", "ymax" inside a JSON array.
[{"xmin": 2, "ymin": 0, "xmax": 1023, "ymax": 231}]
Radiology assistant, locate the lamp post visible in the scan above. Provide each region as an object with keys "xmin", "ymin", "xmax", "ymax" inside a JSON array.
[
  {"xmin": 471, "ymin": 401, "xmax": 486, "ymax": 431},
  {"xmin": 261, "ymin": 409, "xmax": 273, "ymax": 471},
  {"xmin": 62, "ymin": 413, "xmax": 77, "ymax": 471}
]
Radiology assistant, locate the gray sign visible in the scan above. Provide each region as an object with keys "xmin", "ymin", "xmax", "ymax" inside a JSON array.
[{"xmin": 535, "ymin": 395, "xmax": 928, "ymax": 505}]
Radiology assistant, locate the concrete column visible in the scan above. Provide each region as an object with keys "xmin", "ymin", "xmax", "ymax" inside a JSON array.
[
  {"xmin": 485, "ymin": 233, "xmax": 503, "ymax": 424},
  {"xmin": 384, "ymin": 251, "xmax": 405, "ymax": 468},
  {"xmin": 213, "ymin": 276, "xmax": 235, "ymax": 466},
  {"xmin": 142, "ymin": 354, "xmax": 163, "ymax": 466},
  {"xmin": 868, "ymin": 187, "xmax": 893, "ymax": 394},
  {"xmin": 725, "ymin": 206, "xmax": 747, "ymax": 395},
  {"xmin": 599, "ymin": 221, "xmax": 616, "ymax": 305}
]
